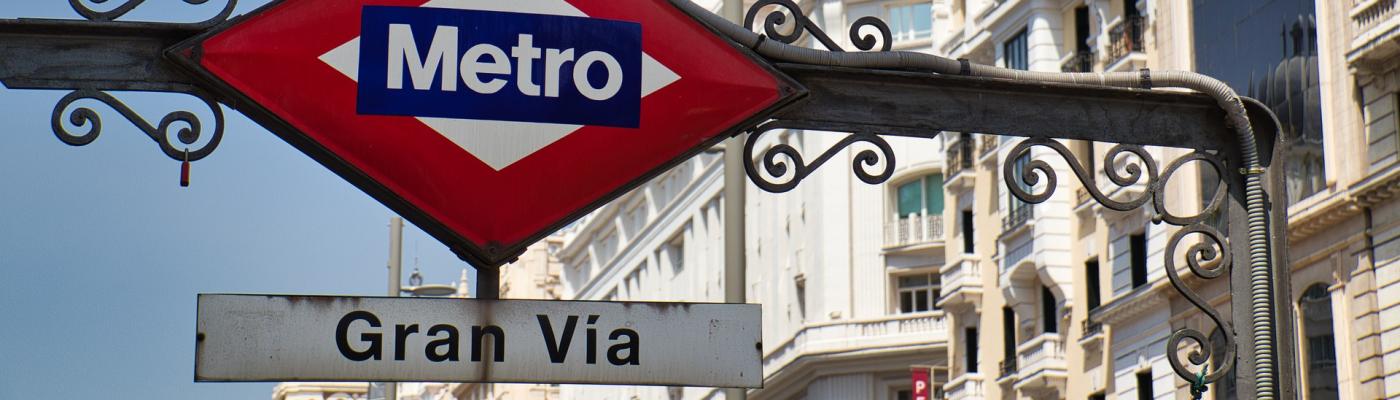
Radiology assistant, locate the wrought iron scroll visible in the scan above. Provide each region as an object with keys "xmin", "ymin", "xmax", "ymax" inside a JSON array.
[
  {"xmin": 53, "ymin": 89, "xmax": 225, "ymax": 163},
  {"xmin": 743, "ymin": 0, "xmax": 892, "ymax": 52},
  {"xmin": 743, "ymin": 121, "xmax": 895, "ymax": 193},
  {"xmin": 69, "ymin": 0, "xmax": 237, "ymax": 28},
  {"xmin": 1002, "ymin": 137, "xmax": 1235, "ymax": 385}
]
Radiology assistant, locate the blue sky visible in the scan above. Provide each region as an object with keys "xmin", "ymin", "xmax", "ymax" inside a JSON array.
[{"xmin": 0, "ymin": 2, "xmax": 475, "ymax": 398}]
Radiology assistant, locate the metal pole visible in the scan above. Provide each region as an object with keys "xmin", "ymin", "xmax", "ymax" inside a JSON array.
[
  {"xmin": 477, "ymin": 265, "xmax": 500, "ymax": 300},
  {"xmin": 721, "ymin": 1, "xmax": 748, "ymax": 399},
  {"xmin": 385, "ymin": 217, "xmax": 403, "ymax": 400}
]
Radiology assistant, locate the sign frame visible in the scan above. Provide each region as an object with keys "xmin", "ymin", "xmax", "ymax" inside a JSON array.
[
  {"xmin": 194, "ymin": 294, "xmax": 764, "ymax": 387},
  {"xmin": 164, "ymin": 0, "xmax": 805, "ymax": 268}
]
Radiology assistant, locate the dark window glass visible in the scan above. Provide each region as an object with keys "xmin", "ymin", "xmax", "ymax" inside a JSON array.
[
  {"xmin": 915, "ymin": 291, "xmax": 930, "ymax": 312},
  {"xmin": 896, "ymin": 389, "xmax": 912, "ymax": 400},
  {"xmin": 962, "ymin": 210, "xmax": 975, "ymax": 254},
  {"xmin": 1300, "ymin": 284, "xmax": 1339, "ymax": 400},
  {"xmin": 1074, "ymin": 7, "xmax": 1090, "ymax": 52},
  {"xmin": 966, "ymin": 327, "xmax": 980, "ymax": 373},
  {"xmin": 1137, "ymin": 371, "xmax": 1152, "ymax": 400},
  {"xmin": 1193, "ymin": 0, "xmax": 1323, "ymax": 205},
  {"xmin": 1041, "ymin": 286, "xmax": 1058, "ymax": 333},
  {"xmin": 1089, "ymin": 394, "xmax": 1106, "ymax": 400},
  {"xmin": 1130, "ymin": 233, "xmax": 1148, "ymax": 288},
  {"xmin": 1002, "ymin": 307, "xmax": 1016, "ymax": 360},
  {"xmin": 1003, "ymin": 29, "xmax": 1029, "ymax": 70},
  {"xmin": 900, "ymin": 291, "xmax": 914, "ymax": 313},
  {"xmin": 1086, "ymin": 259, "xmax": 1102, "ymax": 310}
]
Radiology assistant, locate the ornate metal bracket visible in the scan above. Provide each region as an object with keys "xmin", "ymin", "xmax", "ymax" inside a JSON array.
[
  {"xmin": 52, "ymin": 89, "xmax": 225, "ymax": 178},
  {"xmin": 1002, "ymin": 138, "xmax": 1235, "ymax": 385},
  {"xmin": 69, "ymin": 0, "xmax": 238, "ymax": 28},
  {"xmin": 743, "ymin": 121, "xmax": 895, "ymax": 193},
  {"xmin": 743, "ymin": 0, "xmax": 892, "ymax": 52},
  {"xmin": 738, "ymin": 2, "xmax": 1243, "ymax": 391}
]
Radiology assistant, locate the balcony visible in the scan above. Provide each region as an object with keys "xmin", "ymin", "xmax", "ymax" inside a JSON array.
[
  {"xmin": 884, "ymin": 213, "xmax": 944, "ymax": 250},
  {"xmin": 762, "ymin": 312, "xmax": 947, "ymax": 377},
  {"xmin": 944, "ymin": 374, "xmax": 986, "ymax": 400},
  {"xmin": 936, "ymin": 257, "xmax": 983, "ymax": 311},
  {"xmin": 946, "ymin": 136, "xmax": 976, "ymax": 179},
  {"xmin": 1106, "ymin": 16, "xmax": 1145, "ymax": 70},
  {"xmin": 1079, "ymin": 318, "xmax": 1104, "ymax": 348},
  {"xmin": 1001, "ymin": 203, "xmax": 1033, "ymax": 234},
  {"xmin": 1349, "ymin": 0, "xmax": 1400, "ymax": 64},
  {"xmin": 996, "ymin": 360, "xmax": 1017, "ymax": 384},
  {"xmin": 979, "ymin": 134, "xmax": 998, "ymax": 160},
  {"xmin": 1012, "ymin": 333, "xmax": 1069, "ymax": 396},
  {"xmin": 1060, "ymin": 50, "xmax": 1094, "ymax": 73}
]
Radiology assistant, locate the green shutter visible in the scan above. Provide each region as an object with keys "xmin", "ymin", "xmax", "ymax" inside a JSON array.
[
  {"xmin": 898, "ymin": 180, "xmax": 923, "ymax": 217},
  {"xmin": 925, "ymin": 174, "xmax": 944, "ymax": 214}
]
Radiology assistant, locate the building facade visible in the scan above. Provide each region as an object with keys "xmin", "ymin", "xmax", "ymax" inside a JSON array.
[{"xmin": 556, "ymin": 0, "xmax": 1399, "ymax": 400}]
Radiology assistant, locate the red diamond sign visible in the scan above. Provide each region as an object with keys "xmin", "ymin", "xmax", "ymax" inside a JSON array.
[{"xmin": 170, "ymin": 0, "xmax": 799, "ymax": 266}]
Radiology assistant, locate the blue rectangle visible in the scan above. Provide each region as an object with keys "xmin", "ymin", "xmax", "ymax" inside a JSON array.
[{"xmin": 357, "ymin": 6, "xmax": 643, "ymax": 128}]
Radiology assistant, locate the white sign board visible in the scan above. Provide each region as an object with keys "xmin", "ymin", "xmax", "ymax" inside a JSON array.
[{"xmin": 195, "ymin": 294, "xmax": 762, "ymax": 387}]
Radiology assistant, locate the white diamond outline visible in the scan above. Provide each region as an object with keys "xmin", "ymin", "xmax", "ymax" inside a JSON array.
[{"xmin": 318, "ymin": 0, "xmax": 681, "ymax": 170}]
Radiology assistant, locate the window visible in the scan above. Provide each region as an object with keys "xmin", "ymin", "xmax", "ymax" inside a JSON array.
[
  {"xmin": 1041, "ymin": 286, "xmax": 1058, "ymax": 333},
  {"xmin": 896, "ymin": 174, "xmax": 945, "ymax": 218},
  {"xmin": 965, "ymin": 327, "xmax": 980, "ymax": 373},
  {"xmin": 1003, "ymin": 28, "xmax": 1029, "ymax": 70},
  {"xmin": 1088, "ymin": 393, "xmax": 1106, "ymax": 400},
  {"xmin": 1086, "ymin": 259, "xmax": 1101, "ymax": 310},
  {"xmin": 1006, "ymin": 153, "xmax": 1032, "ymax": 223},
  {"xmin": 887, "ymin": 3, "xmax": 933, "ymax": 43},
  {"xmin": 897, "ymin": 273, "xmax": 940, "ymax": 313},
  {"xmin": 1192, "ymin": 0, "xmax": 1324, "ymax": 206},
  {"xmin": 1130, "ymin": 233, "xmax": 1148, "ymax": 288},
  {"xmin": 1002, "ymin": 307, "xmax": 1016, "ymax": 361},
  {"xmin": 1300, "ymin": 284, "xmax": 1339, "ymax": 400},
  {"xmin": 961, "ymin": 210, "xmax": 975, "ymax": 254},
  {"xmin": 595, "ymin": 229, "xmax": 619, "ymax": 264},
  {"xmin": 1136, "ymin": 370, "xmax": 1153, "ymax": 400},
  {"xmin": 894, "ymin": 389, "xmax": 912, "ymax": 400}
]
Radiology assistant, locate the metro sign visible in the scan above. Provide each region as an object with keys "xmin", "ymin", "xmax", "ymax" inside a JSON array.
[{"xmin": 169, "ymin": 0, "xmax": 797, "ymax": 266}]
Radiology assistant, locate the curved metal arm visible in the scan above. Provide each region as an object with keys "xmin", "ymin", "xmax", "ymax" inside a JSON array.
[
  {"xmin": 743, "ymin": 0, "xmax": 891, "ymax": 52},
  {"xmin": 69, "ymin": 0, "xmax": 237, "ymax": 28},
  {"xmin": 52, "ymin": 89, "xmax": 224, "ymax": 162},
  {"xmin": 743, "ymin": 121, "xmax": 896, "ymax": 193}
]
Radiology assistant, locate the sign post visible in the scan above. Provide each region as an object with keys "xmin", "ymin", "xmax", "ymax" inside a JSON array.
[{"xmin": 195, "ymin": 294, "xmax": 763, "ymax": 388}]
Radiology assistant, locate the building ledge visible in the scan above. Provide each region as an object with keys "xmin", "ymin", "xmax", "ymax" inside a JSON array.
[{"xmin": 1289, "ymin": 164, "xmax": 1400, "ymax": 242}]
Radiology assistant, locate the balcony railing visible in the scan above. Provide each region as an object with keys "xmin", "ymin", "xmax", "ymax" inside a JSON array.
[
  {"xmin": 1016, "ymin": 333, "xmax": 1068, "ymax": 380},
  {"xmin": 938, "ymin": 258, "xmax": 983, "ymax": 308},
  {"xmin": 1082, "ymin": 319, "xmax": 1102, "ymax": 337},
  {"xmin": 885, "ymin": 213, "xmax": 945, "ymax": 248},
  {"xmin": 979, "ymin": 134, "xmax": 998, "ymax": 158},
  {"xmin": 762, "ymin": 312, "xmax": 947, "ymax": 376},
  {"xmin": 1107, "ymin": 16, "xmax": 1145, "ymax": 67},
  {"xmin": 1353, "ymin": 0, "xmax": 1398, "ymax": 36},
  {"xmin": 1060, "ymin": 50, "xmax": 1094, "ymax": 73},
  {"xmin": 944, "ymin": 374, "xmax": 986, "ymax": 400},
  {"xmin": 998, "ymin": 360, "xmax": 1017, "ymax": 381},
  {"xmin": 946, "ymin": 136, "xmax": 975, "ymax": 178},
  {"xmin": 1001, "ymin": 203, "xmax": 1033, "ymax": 233}
]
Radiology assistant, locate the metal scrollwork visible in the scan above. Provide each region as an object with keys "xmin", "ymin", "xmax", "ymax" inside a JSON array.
[
  {"xmin": 1165, "ymin": 224, "xmax": 1236, "ymax": 384},
  {"xmin": 1003, "ymin": 136, "xmax": 1235, "ymax": 385},
  {"xmin": 743, "ymin": 0, "xmax": 892, "ymax": 52},
  {"xmin": 744, "ymin": 122, "xmax": 895, "ymax": 193},
  {"xmin": 52, "ymin": 89, "xmax": 224, "ymax": 162},
  {"xmin": 69, "ymin": 0, "xmax": 238, "ymax": 27},
  {"xmin": 1002, "ymin": 137, "xmax": 1158, "ymax": 210}
]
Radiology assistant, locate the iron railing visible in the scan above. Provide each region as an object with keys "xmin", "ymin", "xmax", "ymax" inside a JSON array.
[
  {"xmin": 998, "ymin": 359, "xmax": 1017, "ymax": 380},
  {"xmin": 1107, "ymin": 16, "xmax": 1145, "ymax": 67},
  {"xmin": 1061, "ymin": 50, "xmax": 1095, "ymax": 73},
  {"xmin": 1002, "ymin": 203, "xmax": 1033, "ymax": 232},
  {"xmin": 980, "ymin": 134, "xmax": 999, "ymax": 157},
  {"xmin": 1083, "ymin": 319, "xmax": 1103, "ymax": 337},
  {"xmin": 947, "ymin": 135, "xmax": 975, "ymax": 178}
]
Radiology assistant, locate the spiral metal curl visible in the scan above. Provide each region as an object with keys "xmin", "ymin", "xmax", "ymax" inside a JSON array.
[
  {"xmin": 744, "ymin": 0, "xmax": 892, "ymax": 52},
  {"xmin": 1165, "ymin": 224, "xmax": 1236, "ymax": 384},
  {"xmin": 1002, "ymin": 136, "xmax": 1235, "ymax": 385},
  {"xmin": 744, "ymin": 123, "xmax": 895, "ymax": 193},
  {"xmin": 1001, "ymin": 137, "xmax": 1157, "ymax": 210},
  {"xmin": 52, "ymin": 89, "xmax": 224, "ymax": 162},
  {"xmin": 69, "ymin": 0, "xmax": 237, "ymax": 27}
]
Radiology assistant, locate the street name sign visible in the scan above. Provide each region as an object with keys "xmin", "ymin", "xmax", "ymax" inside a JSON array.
[
  {"xmin": 168, "ymin": 0, "xmax": 799, "ymax": 267},
  {"xmin": 195, "ymin": 294, "xmax": 763, "ymax": 387}
]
